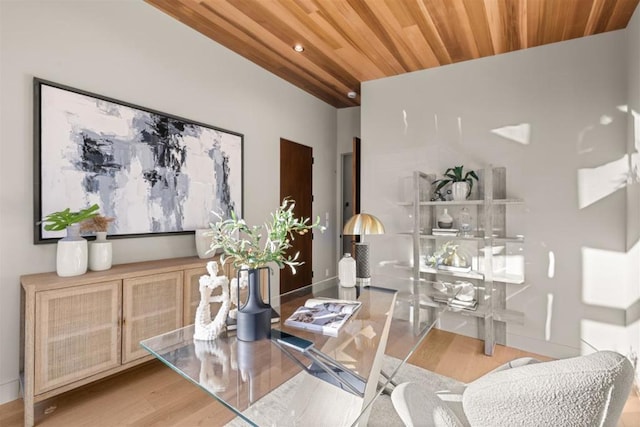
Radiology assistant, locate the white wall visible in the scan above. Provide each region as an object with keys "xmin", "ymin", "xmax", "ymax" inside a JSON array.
[
  {"xmin": 337, "ymin": 107, "xmax": 361, "ymax": 155},
  {"xmin": 362, "ymin": 30, "xmax": 634, "ymax": 359},
  {"xmin": 0, "ymin": 1, "xmax": 337, "ymax": 403},
  {"xmin": 626, "ymin": 5, "xmax": 640, "ymax": 379},
  {"xmin": 336, "ymin": 107, "xmax": 361, "ymax": 259}
]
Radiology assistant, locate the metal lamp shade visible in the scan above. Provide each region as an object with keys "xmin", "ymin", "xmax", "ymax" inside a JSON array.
[{"xmin": 343, "ymin": 213, "xmax": 385, "ymax": 236}]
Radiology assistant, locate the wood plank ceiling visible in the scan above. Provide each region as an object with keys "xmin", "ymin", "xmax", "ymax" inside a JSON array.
[{"xmin": 146, "ymin": 0, "xmax": 640, "ymax": 108}]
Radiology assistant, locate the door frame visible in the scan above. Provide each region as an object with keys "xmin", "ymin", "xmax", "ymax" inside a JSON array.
[{"xmin": 339, "ymin": 138, "xmax": 361, "ymax": 258}]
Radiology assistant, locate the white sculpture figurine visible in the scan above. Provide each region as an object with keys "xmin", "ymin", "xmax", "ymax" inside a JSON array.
[
  {"xmin": 228, "ymin": 269, "xmax": 248, "ymax": 319},
  {"xmin": 194, "ymin": 261, "xmax": 230, "ymax": 341}
]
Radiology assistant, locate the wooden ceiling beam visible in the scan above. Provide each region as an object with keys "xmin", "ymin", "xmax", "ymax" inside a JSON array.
[
  {"xmin": 560, "ymin": 0, "xmax": 593, "ymax": 40},
  {"xmin": 199, "ymin": 0, "xmax": 357, "ymax": 99},
  {"xmin": 313, "ymin": 0, "xmax": 408, "ymax": 76},
  {"xmin": 608, "ymin": 0, "xmax": 640, "ymax": 31},
  {"xmin": 145, "ymin": 0, "xmax": 640, "ymax": 108},
  {"xmin": 227, "ymin": 0, "xmax": 361, "ymax": 89},
  {"xmin": 462, "ymin": 0, "xmax": 495, "ymax": 58},
  {"xmin": 194, "ymin": 0, "xmax": 357, "ymax": 106}
]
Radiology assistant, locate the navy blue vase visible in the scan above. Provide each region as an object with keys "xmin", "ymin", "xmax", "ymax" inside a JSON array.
[{"xmin": 236, "ymin": 267, "xmax": 271, "ymax": 341}]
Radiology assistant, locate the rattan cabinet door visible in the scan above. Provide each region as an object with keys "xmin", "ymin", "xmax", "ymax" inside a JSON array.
[
  {"xmin": 122, "ymin": 271, "xmax": 183, "ymax": 363},
  {"xmin": 34, "ymin": 281, "xmax": 121, "ymax": 394}
]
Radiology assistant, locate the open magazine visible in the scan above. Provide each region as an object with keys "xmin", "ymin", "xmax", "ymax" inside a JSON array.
[{"xmin": 284, "ymin": 298, "xmax": 362, "ymax": 337}]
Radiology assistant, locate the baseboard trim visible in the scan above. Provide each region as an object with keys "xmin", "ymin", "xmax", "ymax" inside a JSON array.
[
  {"xmin": 505, "ymin": 333, "xmax": 591, "ymax": 359},
  {"xmin": 0, "ymin": 379, "xmax": 20, "ymax": 405}
]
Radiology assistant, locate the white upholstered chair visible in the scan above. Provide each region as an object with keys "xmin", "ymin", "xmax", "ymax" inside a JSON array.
[{"xmin": 391, "ymin": 351, "xmax": 634, "ymax": 427}]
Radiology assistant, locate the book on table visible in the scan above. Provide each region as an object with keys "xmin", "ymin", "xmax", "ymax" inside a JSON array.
[{"xmin": 284, "ymin": 298, "xmax": 362, "ymax": 336}]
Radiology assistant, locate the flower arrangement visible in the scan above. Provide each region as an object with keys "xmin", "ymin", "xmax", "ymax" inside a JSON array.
[
  {"xmin": 41, "ymin": 204, "xmax": 100, "ymax": 231},
  {"xmin": 209, "ymin": 198, "xmax": 325, "ymax": 273},
  {"xmin": 80, "ymin": 214, "xmax": 115, "ymax": 233}
]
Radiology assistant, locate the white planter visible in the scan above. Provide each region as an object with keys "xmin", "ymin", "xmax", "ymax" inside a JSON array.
[
  {"xmin": 195, "ymin": 228, "xmax": 215, "ymax": 259},
  {"xmin": 56, "ymin": 224, "xmax": 88, "ymax": 277},
  {"xmin": 89, "ymin": 232, "xmax": 112, "ymax": 271},
  {"xmin": 451, "ymin": 182, "xmax": 470, "ymax": 201}
]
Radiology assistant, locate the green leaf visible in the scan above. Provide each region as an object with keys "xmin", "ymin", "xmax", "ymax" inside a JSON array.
[
  {"xmin": 434, "ymin": 179, "xmax": 451, "ymax": 192},
  {"xmin": 41, "ymin": 203, "xmax": 100, "ymax": 230},
  {"xmin": 207, "ymin": 198, "xmax": 320, "ymax": 270},
  {"xmin": 465, "ymin": 170, "xmax": 479, "ymax": 181}
]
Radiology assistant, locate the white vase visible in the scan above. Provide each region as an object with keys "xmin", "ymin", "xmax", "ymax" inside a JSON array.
[
  {"xmin": 56, "ymin": 224, "xmax": 88, "ymax": 277},
  {"xmin": 451, "ymin": 182, "xmax": 470, "ymax": 201},
  {"xmin": 89, "ymin": 231, "xmax": 112, "ymax": 271},
  {"xmin": 195, "ymin": 229, "xmax": 215, "ymax": 259},
  {"xmin": 338, "ymin": 253, "xmax": 356, "ymax": 287},
  {"xmin": 437, "ymin": 209, "xmax": 454, "ymax": 229}
]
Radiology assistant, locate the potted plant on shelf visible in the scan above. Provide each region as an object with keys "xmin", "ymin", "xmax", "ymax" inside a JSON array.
[
  {"xmin": 209, "ymin": 198, "xmax": 324, "ymax": 341},
  {"xmin": 433, "ymin": 165, "xmax": 479, "ymax": 201},
  {"xmin": 41, "ymin": 204, "xmax": 100, "ymax": 277},
  {"xmin": 81, "ymin": 214, "xmax": 115, "ymax": 271}
]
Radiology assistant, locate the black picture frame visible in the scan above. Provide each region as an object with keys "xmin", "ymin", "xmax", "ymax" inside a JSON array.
[{"xmin": 33, "ymin": 77, "xmax": 244, "ymax": 244}]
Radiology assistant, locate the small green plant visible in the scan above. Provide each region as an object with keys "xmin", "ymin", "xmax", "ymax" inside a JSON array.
[
  {"xmin": 41, "ymin": 204, "xmax": 100, "ymax": 231},
  {"xmin": 433, "ymin": 165, "xmax": 479, "ymax": 196},
  {"xmin": 209, "ymin": 198, "xmax": 325, "ymax": 273}
]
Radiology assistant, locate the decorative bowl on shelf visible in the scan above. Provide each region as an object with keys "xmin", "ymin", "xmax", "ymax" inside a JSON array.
[{"xmin": 454, "ymin": 281, "xmax": 475, "ymax": 301}]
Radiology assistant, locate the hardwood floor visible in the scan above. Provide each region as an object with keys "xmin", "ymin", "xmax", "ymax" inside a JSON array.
[{"xmin": 1, "ymin": 329, "xmax": 638, "ymax": 426}]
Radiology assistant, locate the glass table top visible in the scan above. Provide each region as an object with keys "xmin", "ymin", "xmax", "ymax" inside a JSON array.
[{"xmin": 141, "ymin": 276, "xmax": 439, "ymax": 426}]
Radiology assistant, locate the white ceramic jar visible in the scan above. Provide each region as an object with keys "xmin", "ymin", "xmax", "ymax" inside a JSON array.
[
  {"xmin": 89, "ymin": 231, "xmax": 112, "ymax": 271},
  {"xmin": 56, "ymin": 224, "xmax": 88, "ymax": 277},
  {"xmin": 338, "ymin": 253, "xmax": 357, "ymax": 287},
  {"xmin": 195, "ymin": 228, "xmax": 215, "ymax": 259}
]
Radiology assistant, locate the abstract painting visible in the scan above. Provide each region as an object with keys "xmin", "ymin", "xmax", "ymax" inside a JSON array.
[{"xmin": 34, "ymin": 78, "xmax": 243, "ymax": 243}]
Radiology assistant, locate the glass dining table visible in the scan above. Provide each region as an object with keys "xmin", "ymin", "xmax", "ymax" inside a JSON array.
[{"xmin": 141, "ymin": 275, "xmax": 439, "ymax": 426}]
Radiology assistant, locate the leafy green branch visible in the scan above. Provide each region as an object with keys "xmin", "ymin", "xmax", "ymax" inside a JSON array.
[
  {"xmin": 41, "ymin": 204, "xmax": 100, "ymax": 231},
  {"xmin": 209, "ymin": 198, "xmax": 325, "ymax": 273}
]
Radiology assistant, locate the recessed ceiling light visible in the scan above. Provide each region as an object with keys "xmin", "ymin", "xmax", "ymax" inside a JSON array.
[{"xmin": 293, "ymin": 44, "xmax": 304, "ymax": 52}]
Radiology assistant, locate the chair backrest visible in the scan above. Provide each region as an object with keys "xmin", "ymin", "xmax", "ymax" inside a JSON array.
[{"xmin": 462, "ymin": 351, "xmax": 634, "ymax": 427}]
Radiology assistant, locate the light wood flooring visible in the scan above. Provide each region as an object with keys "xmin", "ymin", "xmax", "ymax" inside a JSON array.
[{"xmin": 1, "ymin": 329, "xmax": 638, "ymax": 426}]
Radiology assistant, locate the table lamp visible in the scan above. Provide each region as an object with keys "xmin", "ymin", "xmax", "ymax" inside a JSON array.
[{"xmin": 343, "ymin": 213, "xmax": 385, "ymax": 284}]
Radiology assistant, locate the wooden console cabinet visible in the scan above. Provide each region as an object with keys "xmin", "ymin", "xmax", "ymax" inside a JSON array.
[{"xmin": 20, "ymin": 256, "xmax": 225, "ymax": 427}]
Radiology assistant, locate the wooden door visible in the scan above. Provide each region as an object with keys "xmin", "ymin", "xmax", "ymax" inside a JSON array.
[
  {"xmin": 280, "ymin": 138, "xmax": 313, "ymax": 293},
  {"xmin": 122, "ymin": 271, "xmax": 183, "ymax": 363},
  {"xmin": 34, "ymin": 281, "xmax": 121, "ymax": 394}
]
